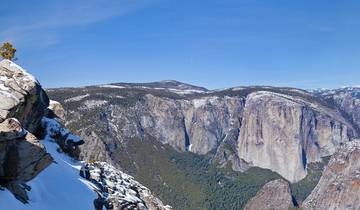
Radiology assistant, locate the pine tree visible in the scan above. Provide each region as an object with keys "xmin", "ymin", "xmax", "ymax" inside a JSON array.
[{"xmin": 0, "ymin": 42, "xmax": 17, "ymax": 60}]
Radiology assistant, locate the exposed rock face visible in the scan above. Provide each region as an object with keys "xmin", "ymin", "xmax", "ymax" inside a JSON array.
[
  {"xmin": 244, "ymin": 179, "xmax": 294, "ymax": 210},
  {"xmin": 140, "ymin": 94, "xmax": 244, "ymax": 154},
  {"xmin": 46, "ymin": 100, "xmax": 66, "ymax": 121},
  {"xmin": 86, "ymin": 162, "xmax": 172, "ymax": 210},
  {"xmin": 0, "ymin": 118, "xmax": 52, "ymax": 202},
  {"xmin": 48, "ymin": 85, "xmax": 358, "ymax": 183},
  {"xmin": 0, "ymin": 59, "xmax": 49, "ymax": 133},
  {"xmin": 0, "ymin": 60, "xmax": 52, "ymax": 202},
  {"xmin": 302, "ymin": 140, "xmax": 360, "ymax": 210},
  {"xmin": 238, "ymin": 91, "xmax": 354, "ymax": 182}
]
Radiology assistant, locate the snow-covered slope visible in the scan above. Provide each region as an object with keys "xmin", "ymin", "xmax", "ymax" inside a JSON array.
[
  {"xmin": 0, "ymin": 117, "xmax": 171, "ymax": 210},
  {"xmin": 0, "ymin": 122, "xmax": 97, "ymax": 210}
]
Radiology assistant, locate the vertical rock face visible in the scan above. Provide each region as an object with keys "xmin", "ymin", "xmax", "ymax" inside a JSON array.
[
  {"xmin": 244, "ymin": 179, "xmax": 295, "ymax": 210},
  {"xmin": 0, "ymin": 59, "xmax": 49, "ymax": 133},
  {"xmin": 238, "ymin": 91, "xmax": 355, "ymax": 182},
  {"xmin": 140, "ymin": 94, "xmax": 244, "ymax": 154},
  {"xmin": 302, "ymin": 140, "xmax": 360, "ymax": 210},
  {"xmin": 184, "ymin": 96, "xmax": 244, "ymax": 154}
]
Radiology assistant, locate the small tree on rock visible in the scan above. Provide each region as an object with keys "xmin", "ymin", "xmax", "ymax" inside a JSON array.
[{"xmin": 0, "ymin": 42, "xmax": 17, "ymax": 60}]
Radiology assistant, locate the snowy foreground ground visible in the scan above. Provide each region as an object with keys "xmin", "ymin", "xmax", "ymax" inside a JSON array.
[{"xmin": 0, "ymin": 134, "xmax": 97, "ymax": 210}]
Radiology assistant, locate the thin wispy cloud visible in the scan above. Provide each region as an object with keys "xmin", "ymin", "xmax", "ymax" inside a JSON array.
[{"xmin": 0, "ymin": 0, "xmax": 155, "ymax": 47}]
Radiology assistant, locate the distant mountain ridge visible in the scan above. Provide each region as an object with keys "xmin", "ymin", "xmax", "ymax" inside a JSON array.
[
  {"xmin": 47, "ymin": 79, "xmax": 360, "ymax": 209},
  {"xmin": 109, "ymin": 80, "xmax": 208, "ymax": 91}
]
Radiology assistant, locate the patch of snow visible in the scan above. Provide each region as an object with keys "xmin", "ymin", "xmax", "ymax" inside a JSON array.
[
  {"xmin": 0, "ymin": 76, "xmax": 9, "ymax": 91},
  {"xmin": 192, "ymin": 96, "xmax": 219, "ymax": 108},
  {"xmin": 0, "ymin": 90, "xmax": 20, "ymax": 104},
  {"xmin": 82, "ymin": 100, "xmax": 108, "ymax": 109},
  {"xmin": 99, "ymin": 85, "xmax": 126, "ymax": 89},
  {"xmin": 9, "ymin": 61, "xmax": 38, "ymax": 84},
  {"xmin": 188, "ymin": 144, "xmax": 193, "ymax": 152},
  {"xmin": 64, "ymin": 94, "xmax": 90, "ymax": 102},
  {"xmin": 231, "ymin": 87, "xmax": 245, "ymax": 91},
  {"xmin": 193, "ymin": 98, "xmax": 208, "ymax": 108},
  {"xmin": 169, "ymin": 88, "xmax": 205, "ymax": 95},
  {"xmin": 49, "ymin": 100, "xmax": 60, "ymax": 106},
  {"xmin": 0, "ymin": 83, "xmax": 9, "ymax": 91},
  {"xmin": 42, "ymin": 117, "xmax": 82, "ymax": 144}
]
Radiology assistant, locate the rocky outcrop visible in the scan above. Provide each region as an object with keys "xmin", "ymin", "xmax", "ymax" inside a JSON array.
[
  {"xmin": 302, "ymin": 140, "xmax": 360, "ymax": 210},
  {"xmin": 42, "ymin": 117, "xmax": 84, "ymax": 159},
  {"xmin": 0, "ymin": 118, "xmax": 52, "ymax": 183},
  {"xmin": 0, "ymin": 60, "xmax": 52, "ymax": 202},
  {"xmin": 84, "ymin": 162, "xmax": 172, "ymax": 210},
  {"xmin": 0, "ymin": 59, "xmax": 49, "ymax": 133},
  {"xmin": 0, "ymin": 118, "xmax": 52, "ymax": 202},
  {"xmin": 244, "ymin": 179, "xmax": 295, "ymax": 210},
  {"xmin": 46, "ymin": 100, "xmax": 66, "ymax": 121},
  {"xmin": 238, "ymin": 91, "xmax": 355, "ymax": 182}
]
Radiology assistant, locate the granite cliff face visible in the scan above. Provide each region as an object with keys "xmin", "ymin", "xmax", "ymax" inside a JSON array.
[
  {"xmin": 48, "ymin": 84, "xmax": 358, "ymax": 183},
  {"xmin": 238, "ymin": 91, "xmax": 354, "ymax": 182},
  {"xmin": 302, "ymin": 139, "xmax": 360, "ymax": 210}
]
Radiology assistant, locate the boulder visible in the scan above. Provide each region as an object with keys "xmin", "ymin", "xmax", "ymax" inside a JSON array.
[
  {"xmin": 0, "ymin": 59, "xmax": 49, "ymax": 133},
  {"xmin": 46, "ymin": 100, "xmax": 66, "ymax": 121}
]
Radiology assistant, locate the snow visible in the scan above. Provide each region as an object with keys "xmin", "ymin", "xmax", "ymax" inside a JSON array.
[
  {"xmin": 188, "ymin": 144, "xmax": 193, "ymax": 152},
  {"xmin": 169, "ymin": 88, "xmax": 205, "ymax": 95},
  {"xmin": 192, "ymin": 96, "xmax": 219, "ymax": 108},
  {"xmin": 152, "ymin": 87, "xmax": 206, "ymax": 95},
  {"xmin": 0, "ymin": 59, "xmax": 39, "ymax": 85},
  {"xmin": 192, "ymin": 98, "xmax": 208, "ymax": 108},
  {"xmin": 64, "ymin": 94, "xmax": 90, "ymax": 102},
  {"xmin": 82, "ymin": 100, "xmax": 108, "ymax": 109},
  {"xmin": 99, "ymin": 84, "xmax": 206, "ymax": 95},
  {"xmin": 42, "ymin": 117, "xmax": 82, "ymax": 144},
  {"xmin": 0, "ymin": 123, "xmax": 97, "ymax": 210},
  {"xmin": 49, "ymin": 100, "xmax": 60, "ymax": 106},
  {"xmin": 99, "ymin": 85, "xmax": 126, "ymax": 89},
  {"xmin": 0, "ymin": 83, "xmax": 9, "ymax": 91}
]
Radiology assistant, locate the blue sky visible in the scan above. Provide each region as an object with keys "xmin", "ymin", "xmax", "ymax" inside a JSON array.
[{"xmin": 1, "ymin": 0, "xmax": 360, "ymax": 89}]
